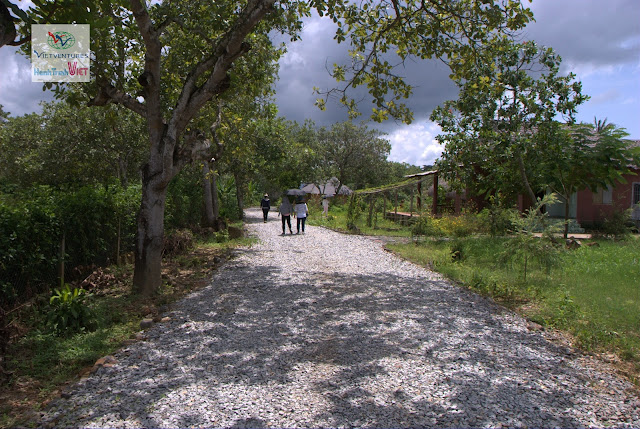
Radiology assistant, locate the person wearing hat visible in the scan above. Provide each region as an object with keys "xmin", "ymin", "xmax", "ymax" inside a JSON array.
[{"xmin": 260, "ymin": 193, "xmax": 271, "ymax": 223}]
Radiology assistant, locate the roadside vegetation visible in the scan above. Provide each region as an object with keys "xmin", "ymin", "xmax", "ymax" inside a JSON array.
[
  {"xmin": 0, "ymin": 229, "xmax": 254, "ymax": 428},
  {"xmin": 310, "ymin": 196, "xmax": 640, "ymax": 383}
]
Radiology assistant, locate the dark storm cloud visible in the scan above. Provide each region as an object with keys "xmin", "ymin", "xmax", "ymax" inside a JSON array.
[
  {"xmin": 273, "ymin": 13, "xmax": 457, "ymax": 130},
  {"xmin": 524, "ymin": 0, "xmax": 640, "ymax": 70},
  {"xmin": 275, "ymin": 1, "xmax": 640, "ymax": 128}
]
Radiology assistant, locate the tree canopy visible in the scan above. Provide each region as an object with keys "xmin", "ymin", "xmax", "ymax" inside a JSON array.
[
  {"xmin": 5, "ymin": 0, "xmax": 535, "ymax": 294},
  {"xmin": 431, "ymin": 40, "xmax": 588, "ymax": 204}
]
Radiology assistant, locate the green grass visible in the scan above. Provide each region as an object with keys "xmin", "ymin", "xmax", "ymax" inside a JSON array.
[
  {"xmin": 388, "ymin": 237, "xmax": 640, "ymax": 371},
  {"xmin": 10, "ymin": 321, "xmax": 136, "ymax": 388},
  {"xmin": 306, "ymin": 202, "xmax": 412, "ymax": 237}
]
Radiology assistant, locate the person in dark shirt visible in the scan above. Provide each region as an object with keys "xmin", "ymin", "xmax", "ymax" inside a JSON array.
[
  {"xmin": 278, "ymin": 197, "xmax": 294, "ymax": 235},
  {"xmin": 260, "ymin": 193, "xmax": 271, "ymax": 223}
]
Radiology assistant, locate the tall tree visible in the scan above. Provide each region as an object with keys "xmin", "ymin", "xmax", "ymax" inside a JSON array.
[
  {"xmin": 432, "ymin": 40, "xmax": 588, "ymax": 205},
  {"xmin": 315, "ymin": 121, "xmax": 391, "ymax": 194},
  {"xmin": 16, "ymin": 0, "xmax": 533, "ymax": 295},
  {"xmin": 0, "ymin": 102, "xmax": 146, "ymax": 187}
]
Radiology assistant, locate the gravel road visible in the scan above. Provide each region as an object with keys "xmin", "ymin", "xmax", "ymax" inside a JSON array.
[{"xmin": 40, "ymin": 207, "xmax": 639, "ymax": 428}]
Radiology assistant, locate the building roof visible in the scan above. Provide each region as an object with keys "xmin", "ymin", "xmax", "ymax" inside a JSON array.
[{"xmin": 301, "ymin": 178, "xmax": 353, "ymax": 197}]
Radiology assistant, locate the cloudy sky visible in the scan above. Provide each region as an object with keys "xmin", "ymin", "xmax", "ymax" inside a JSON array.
[{"xmin": 1, "ymin": 0, "xmax": 639, "ymax": 167}]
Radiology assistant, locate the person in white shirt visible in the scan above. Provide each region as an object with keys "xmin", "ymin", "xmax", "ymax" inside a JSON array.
[{"xmin": 294, "ymin": 198, "xmax": 309, "ymax": 234}]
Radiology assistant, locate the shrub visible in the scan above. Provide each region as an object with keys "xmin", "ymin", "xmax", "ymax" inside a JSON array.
[
  {"xmin": 0, "ymin": 189, "xmax": 61, "ymax": 306},
  {"xmin": 47, "ymin": 284, "xmax": 97, "ymax": 336},
  {"xmin": 166, "ymin": 166, "xmax": 204, "ymax": 229},
  {"xmin": 477, "ymin": 196, "xmax": 516, "ymax": 236},
  {"xmin": 214, "ymin": 229, "xmax": 230, "ymax": 243},
  {"xmin": 438, "ymin": 214, "xmax": 476, "ymax": 238},
  {"xmin": 414, "ymin": 214, "xmax": 477, "ymax": 238},
  {"xmin": 0, "ymin": 184, "xmax": 141, "ymax": 308},
  {"xmin": 346, "ymin": 195, "xmax": 364, "ymax": 231},
  {"xmin": 411, "ymin": 214, "xmax": 443, "ymax": 237},
  {"xmin": 499, "ymin": 195, "xmax": 563, "ymax": 281},
  {"xmin": 598, "ymin": 209, "xmax": 633, "ymax": 240},
  {"xmin": 163, "ymin": 229, "xmax": 196, "ymax": 258},
  {"xmin": 411, "ymin": 215, "xmax": 432, "ymax": 237}
]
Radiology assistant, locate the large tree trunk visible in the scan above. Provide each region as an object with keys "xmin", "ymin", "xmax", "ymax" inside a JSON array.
[
  {"xmin": 133, "ymin": 169, "xmax": 169, "ymax": 296},
  {"xmin": 202, "ymin": 160, "xmax": 223, "ymax": 230},
  {"xmin": 116, "ymin": 0, "xmax": 274, "ymax": 295}
]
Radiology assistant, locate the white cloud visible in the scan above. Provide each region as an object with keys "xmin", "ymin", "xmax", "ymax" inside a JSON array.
[
  {"xmin": 387, "ymin": 121, "xmax": 443, "ymax": 167},
  {"xmin": 0, "ymin": 47, "xmax": 54, "ymax": 116}
]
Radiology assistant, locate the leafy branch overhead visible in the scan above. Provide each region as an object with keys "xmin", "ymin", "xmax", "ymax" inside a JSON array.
[{"xmin": 313, "ymin": 0, "xmax": 534, "ymax": 123}]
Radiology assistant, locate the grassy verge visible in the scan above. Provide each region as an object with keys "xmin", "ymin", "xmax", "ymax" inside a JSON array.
[
  {"xmin": 0, "ymin": 233, "xmax": 254, "ymax": 428},
  {"xmin": 388, "ymin": 236, "xmax": 640, "ymax": 382},
  {"xmin": 306, "ymin": 202, "xmax": 412, "ymax": 237}
]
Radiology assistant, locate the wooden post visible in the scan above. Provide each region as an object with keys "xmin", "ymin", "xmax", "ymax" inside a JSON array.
[
  {"xmin": 417, "ymin": 180, "xmax": 422, "ymax": 211},
  {"xmin": 383, "ymin": 192, "xmax": 387, "ymax": 219},
  {"xmin": 455, "ymin": 192, "xmax": 462, "ymax": 215},
  {"xmin": 367, "ymin": 195, "xmax": 375, "ymax": 228},
  {"xmin": 395, "ymin": 190, "xmax": 398, "ymax": 218},
  {"xmin": 116, "ymin": 216, "xmax": 121, "ymax": 265},
  {"xmin": 409, "ymin": 189, "xmax": 414, "ymax": 218},
  {"xmin": 432, "ymin": 172, "xmax": 439, "ymax": 216}
]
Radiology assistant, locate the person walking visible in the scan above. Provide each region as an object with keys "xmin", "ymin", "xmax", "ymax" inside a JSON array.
[
  {"xmin": 294, "ymin": 197, "xmax": 309, "ymax": 234},
  {"xmin": 260, "ymin": 193, "xmax": 271, "ymax": 222},
  {"xmin": 278, "ymin": 196, "xmax": 294, "ymax": 235}
]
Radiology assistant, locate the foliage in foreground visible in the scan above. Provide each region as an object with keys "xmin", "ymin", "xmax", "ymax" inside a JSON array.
[{"xmin": 0, "ymin": 233, "xmax": 251, "ymax": 428}]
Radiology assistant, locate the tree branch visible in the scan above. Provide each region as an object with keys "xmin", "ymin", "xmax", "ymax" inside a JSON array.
[
  {"xmin": 170, "ymin": 0, "xmax": 275, "ymax": 135},
  {"xmin": 88, "ymin": 83, "xmax": 147, "ymax": 118}
]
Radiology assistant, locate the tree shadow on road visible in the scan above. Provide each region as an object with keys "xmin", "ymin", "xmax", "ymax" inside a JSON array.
[{"xmin": 40, "ymin": 244, "xmax": 616, "ymax": 428}]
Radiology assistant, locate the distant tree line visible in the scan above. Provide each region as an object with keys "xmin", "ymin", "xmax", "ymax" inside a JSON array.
[{"xmin": 0, "ymin": 99, "xmax": 419, "ymax": 309}]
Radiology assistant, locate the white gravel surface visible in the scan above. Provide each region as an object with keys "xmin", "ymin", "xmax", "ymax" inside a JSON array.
[{"xmin": 40, "ymin": 207, "xmax": 639, "ymax": 428}]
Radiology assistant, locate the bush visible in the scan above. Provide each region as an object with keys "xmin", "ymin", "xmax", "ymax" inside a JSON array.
[
  {"xmin": 598, "ymin": 209, "xmax": 633, "ymax": 240},
  {"xmin": 412, "ymin": 214, "xmax": 478, "ymax": 238},
  {"xmin": 499, "ymin": 195, "xmax": 563, "ymax": 281},
  {"xmin": 437, "ymin": 214, "xmax": 476, "ymax": 238},
  {"xmin": 0, "ymin": 184, "xmax": 140, "ymax": 308},
  {"xmin": 166, "ymin": 166, "xmax": 204, "ymax": 229},
  {"xmin": 163, "ymin": 229, "xmax": 195, "ymax": 258},
  {"xmin": 477, "ymin": 196, "xmax": 516, "ymax": 236},
  {"xmin": 0, "ymin": 189, "xmax": 61, "ymax": 306},
  {"xmin": 411, "ymin": 215, "xmax": 433, "ymax": 237},
  {"xmin": 47, "ymin": 284, "xmax": 97, "ymax": 336},
  {"xmin": 346, "ymin": 195, "xmax": 364, "ymax": 231}
]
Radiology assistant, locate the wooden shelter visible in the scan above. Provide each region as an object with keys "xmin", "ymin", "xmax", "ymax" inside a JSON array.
[{"xmin": 351, "ymin": 170, "xmax": 443, "ymax": 227}]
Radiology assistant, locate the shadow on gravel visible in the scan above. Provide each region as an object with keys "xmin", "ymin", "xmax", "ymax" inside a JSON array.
[{"xmin": 41, "ymin": 241, "xmax": 609, "ymax": 428}]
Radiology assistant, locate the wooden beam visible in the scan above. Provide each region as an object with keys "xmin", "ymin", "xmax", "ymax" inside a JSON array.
[{"xmin": 432, "ymin": 171, "xmax": 438, "ymax": 216}]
